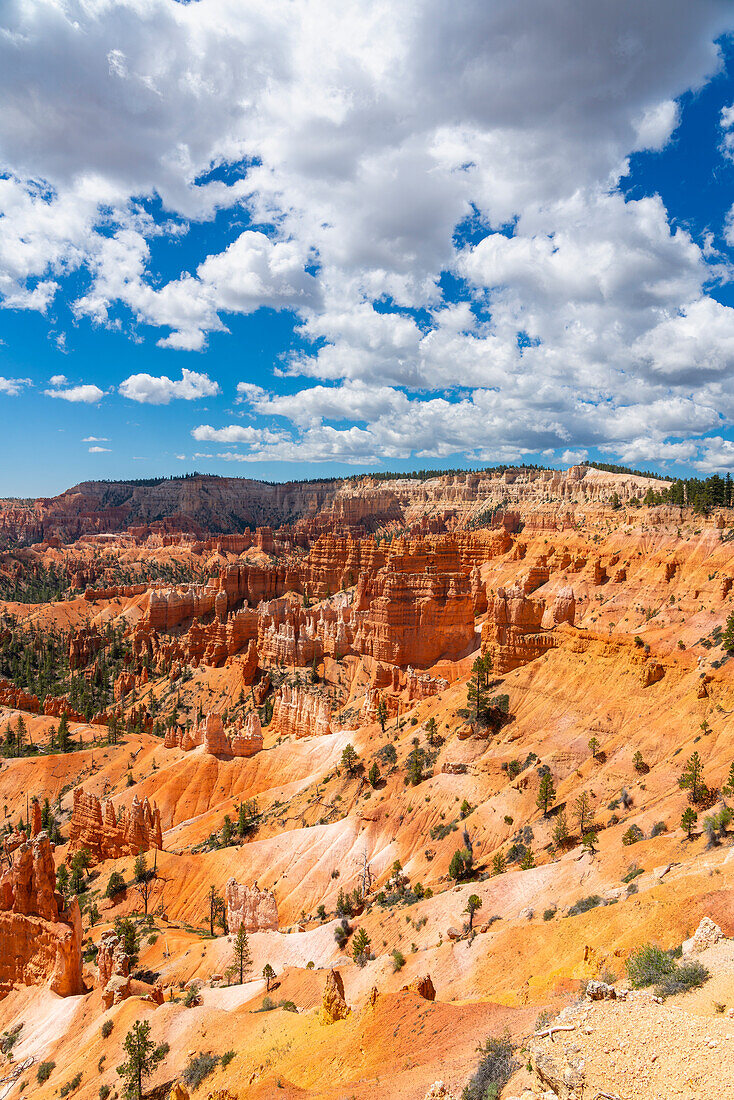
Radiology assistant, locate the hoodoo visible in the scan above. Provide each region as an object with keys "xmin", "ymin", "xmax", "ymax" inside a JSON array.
[{"xmin": 0, "ymin": 833, "xmax": 83, "ymax": 997}]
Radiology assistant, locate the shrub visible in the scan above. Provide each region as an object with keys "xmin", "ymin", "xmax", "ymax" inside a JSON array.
[
  {"xmin": 621, "ymin": 866, "xmax": 643, "ymax": 884},
  {"xmin": 566, "ymin": 895, "xmax": 603, "ymax": 917},
  {"xmin": 625, "ymin": 943, "xmax": 710, "ymax": 999},
  {"xmin": 280, "ymin": 999, "xmax": 298, "ymax": 1012},
  {"xmin": 99, "ymin": 1088, "xmax": 111, "ymax": 1100},
  {"xmin": 542, "ymin": 908, "xmax": 556, "ymax": 921},
  {"xmin": 221, "ymin": 1051, "xmax": 235, "ymax": 1068},
  {"xmin": 183, "ymin": 1052, "xmax": 220, "ymax": 1091},
  {"xmin": 37, "ymin": 1062, "xmax": 55, "ymax": 1084},
  {"xmin": 622, "ymin": 824, "xmax": 644, "ymax": 846},
  {"xmin": 656, "ymin": 962, "xmax": 710, "ymax": 998},
  {"xmin": 650, "ymin": 821, "xmax": 667, "ymax": 837},
  {"xmin": 0, "ymin": 1024, "xmax": 22, "ymax": 1055},
  {"xmin": 461, "ymin": 1033, "xmax": 518, "ymax": 1100},
  {"xmin": 392, "ymin": 949, "xmax": 406, "ymax": 972},
  {"xmin": 59, "ymin": 1073, "xmax": 83, "ymax": 1097},
  {"xmin": 101, "ymin": 1019, "xmax": 113, "ymax": 1039}
]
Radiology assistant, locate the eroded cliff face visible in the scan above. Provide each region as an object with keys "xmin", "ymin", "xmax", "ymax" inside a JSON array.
[
  {"xmin": 68, "ymin": 789, "xmax": 163, "ymax": 864},
  {"xmin": 0, "ymin": 834, "xmax": 82, "ymax": 998},
  {"xmin": 163, "ymin": 710, "xmax": 264, "ymax": 757},
  {"xmin": 225, "ymin": 880, "xmax": 278, "ymax": 933},
  {"xmin": 3, "ymin": 466, "xmax": 734, "ymax": 1100},
  {"xmin": 270, "ymin": 685, "xmax": 335, "ymax": 739},
  {"xmin": 0, "ymin": 465, "xmax": 670, "ymax": 545},
  {"xmin": 480, "ymin": 583, "xmax": 575, "ymax": 673}
]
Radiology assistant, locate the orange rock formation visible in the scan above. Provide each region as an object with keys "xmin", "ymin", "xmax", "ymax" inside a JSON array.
[
  {"xmin": 0, "ymin": 833, "xmax": 82, "ymax": 997},
  {"xmin": 225, "ymin": 880, "xmax": 279, "ymax": 933},
  {"xmin": 69, "ymin": 789, "xmax": 163, "ymax": 864}
]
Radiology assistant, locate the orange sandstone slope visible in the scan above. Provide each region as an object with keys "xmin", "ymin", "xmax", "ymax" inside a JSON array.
[{"xmin": 1, "ymin": 467, "xmax": 734, "ymax": 1098}]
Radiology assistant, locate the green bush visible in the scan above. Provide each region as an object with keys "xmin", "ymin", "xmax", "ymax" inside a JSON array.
[
  {"xmin": 99, "ymin": 1088, "xmax": 111, "ymax": 1100},
  {"xmin": 101, "ymin": 1019, "xmax": 113, "ymax": 1039},
  {"xmin": 461, "ymin": 1033, "xmax": 517, "ymax": 1100},
  {"xmin": 566, "ymin": 895, "xmax": 603, "ymax": 917},
  {"xmin": 221, "ymin": 1051, "xmax": 235, "ymax": 1068},
  {"xmin": 183, "ymin": 1052, "xmax": 220, "ymax": 1091},
  {"xmin": 622, "ymin": 824, "xmax": 644, "ymax": 846},
  {"xmin": 392, "ymin": 949, "xmax": 406, "ymax": 972},
  {"xmin": 37, "ymin": 1061, "xmax": 55, "ymax": 1084},
  {"xmin": 105, "ymin": 871, "xmax": 125, "ymax": 898},
  {"xmin": 656, "ymin": 962, "xmax": 709, "ymax": 998},
  {"xmin": 59, "ymin": 1073, "xmax": 83, "ymax": 1097},
  {"xmin": 542, "ymin": 908, "xmax": 556, "ymax": 921},
  {"xmin": 626, "ymin": 943, "xmax": 710, "ymax": 999}
]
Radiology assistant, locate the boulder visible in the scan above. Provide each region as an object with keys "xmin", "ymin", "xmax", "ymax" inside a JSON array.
[
  {"xmin": 682, "ymin": 916, "xmax": 725, "ymax": 955},
  {"xmin": 401, "ymin": 974, "xmax": 435, "ymax": 1001},
  {"xmin": 422, "ymin": 1084, "xmax": 459, "ymax": 1100}
]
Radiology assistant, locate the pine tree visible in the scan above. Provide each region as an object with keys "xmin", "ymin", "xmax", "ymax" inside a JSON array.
[
  {"xmin": 466, "ymin": 653, "xmax": 493, "ymax": 726},
  {"xmin": 368, "ymin": 761, "xmax": 381, "ymax": 788},
  {"xmin": 520, "ymin": 848, "xmax": 535, "ymax": 870},
  {"xmin": 116, "ymin": 1020, "xmax": 167, "ymax": 1100},
  {"xmin": 57, "ymin": 712, "xmax": 72, "ymax": 752},
  {"xmin": 340, "ymin": 744, "xmax": 359, "ymax": 775},
  {"xmin": 134, "ymin": 852, "xmax": 148, "ymax": 884},
  {"xmin": 724, "ymin": 612, "xmax": 734, "ymax": 654},
  {"xmin": 552, "ymin": 812, "xmax": 569, "ymax": 849},
  {"xmin": 56, "ymin": 863, "xmax": 69, "ymax": 899},
  {"xmin": 723, "ymin": 761, "xmax": 734, "ymax": 797},
  {"xmin": 588, "ymin": 736, "xmax": 600, "ymax": 760},
  {"xmin": 681, "ymin": 806, "xmax": 697, "ymax": 839},
  {"xmin": 492, "ymin": 851, "xmax": 506, "ymax": 876},
  {"xmin": 679, "ymin": 751, "xmax": 705, "ymax": 804},
  {"xmin": 405, "ymin": 739, "xmax": 424, "ymax": 786},
  {"xmin": 263, "ymin": 963, "xmax": 275, "ymax": 991},
  {"xmin": 449, "ymin": 849, "xmax": 466, "ymax": 881},
  {"xmin": 352, "ymin": 927, "xmax": 370, "ymax": 963},
  {"xmin": 574, "ymin": 791, "xmax": 592, "ymax": 835},
  {"xmin": 233, "ymin": 926, "xmax": 252, "ymax": 984},
  {"xmin": 582, "ymin": 831, "xmax": 597, "ymax": 855},
  {"xmin": 465, "ymin": 894, "xmax": 482, "ymax": 930},
  {"xmin": 536, "ymin": 771, "xmax": 556, "ymax": 816}
]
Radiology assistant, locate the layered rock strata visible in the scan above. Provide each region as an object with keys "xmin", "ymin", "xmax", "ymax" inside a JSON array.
[
  {"xmin": 69, "ymin": 789, "xmax": 163, "ymax": 864},
  {"xmin": 0, "ymin": 833, "xmax": 83, "ymax": 997}
]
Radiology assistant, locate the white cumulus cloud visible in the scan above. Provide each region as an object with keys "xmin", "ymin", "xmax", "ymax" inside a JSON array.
[
  {"xmin": 44, "ymin": 383, "xmax": 105, "ymax": 403},
  {"xmin": 119, "ymin": 369, "xmax": 220, "ymax": 404}
]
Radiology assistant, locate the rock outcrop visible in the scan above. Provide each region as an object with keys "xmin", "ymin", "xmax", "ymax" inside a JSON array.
[
  {"xmin": 682, "ymin": 916, "xmax": 725, "ymax": 955},
  {"xmin": 0, "ymin": 833, "xmax": 83, "ymax": 998},
  {"xmin": 318, "ymin": 968, "xmax": 350, "ymax": 1024},
  {"xmin": 401, "ymin": 974, "xmax": 436, "ymax": 1001},
  {"xmin": 164, "ymin": 711, "xmax": 263, "ymax": 758},
  {"xmin": 270, "ymin": 685, "xmax": 335, "ymax": 739},
  {"xmin": 97, "ymin": 928, "xmax": 132, "ymax": 1008},
  {"xmin": 69, "ymin": 789, "xmax": 163, "ymax": 864},
  {"xmin": 225, "ymin": 880, "xmax": 278, "ymax": 933},
  {"xmin": 482, "ymin": 583, "xmax": 575, "ymax": 672}
]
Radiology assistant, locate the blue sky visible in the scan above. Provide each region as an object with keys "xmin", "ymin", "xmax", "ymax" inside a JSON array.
[{"xmin": 3, "ymin": 1, "xmax": 734, "ymax": 495}]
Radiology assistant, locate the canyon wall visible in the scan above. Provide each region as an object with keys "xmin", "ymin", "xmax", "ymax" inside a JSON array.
[{"xmin": 0, "ymin": 833, "xmax": 83, "ymax": 998}]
